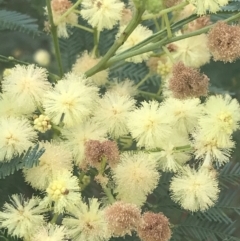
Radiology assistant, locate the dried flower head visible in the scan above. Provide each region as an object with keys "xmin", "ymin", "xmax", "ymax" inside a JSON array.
[
  {"xmin": 72, "ymin": 52, "xmax": 108, "ymax": 86},
  {"xmin": 104, "ymin": 201, "xmax": 141, "ymax": 237},
  {"xmin": 85, "ymin": 140, "xmax": 120, "ymax": 169},
  {"xmin": 187, "ymin": 16, "xmax": 211, "ymax": 32},
  {"xmin": 81, "ymin": 0, "xmax": 124, "ymax": 31},
  {"xmin": 169, "ymin": 62, "xmax": 209, "ymax": 99},
  {"xmin": 208, "ymin": 21, "xmax": 240, "ymax": 63},
  {"xmin": 62, "ymin": 120, "xmax": 107, "ymax": 165},
  {"xmin": 120, "ymin": 7, "xmax": 133, "ymax": 25},
  {"xmin": 50, "ymin": 0, "xmax": 78, "ymax": 38},
  {"xmin": 170, "ymin": 166, "xmax": 220, "ymax": 212},
  {"xmin": 146, "ymin": 57, "xmax": 161, "ymax": 73},
  {"xmin": 137, "ymin": 212, "xmax": 171, "ymax": 241},
  {"xmin": 0, "ymin": 195, "xmax": 46, "ymax": 239},
  {"xmin": 164, "ymin": 0, "xmax": 182, "ymax": 8}
]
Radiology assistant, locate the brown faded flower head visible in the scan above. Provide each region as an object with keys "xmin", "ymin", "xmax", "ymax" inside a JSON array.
[
  {"xmin": 102, "ymin": 140, "xmax": 120, "ymax": 168},
  {"xmin": 104, "ymin": 201, "xmax": 141, "ymax": 237},
  {"xmin": 187, "ymin": 16, "xmax": 211, "ymax": 32},
  {"xmin": 137, "ymin": 212, "xmax": 171, "ymax": 241},
  {"xmin": 169, "ymin": 62, "xmax": 209, "ymax": 99},
  {"xmin": 51, "ymin": 0, "xmax": 72, "ymax": 14},
  {"xmin": 164, "ymin": 0, "xmax": 183, "ymax": 8},
  {"xmin": 208, "ymin": 21, "xmax": 240, "ymax": 63}
]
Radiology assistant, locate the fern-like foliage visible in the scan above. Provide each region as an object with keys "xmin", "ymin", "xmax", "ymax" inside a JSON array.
[
  {"xmin": 0, "ymin": 10, "xmax": 40, "ymax": 36},
  {"xmin": 0, "ymin": 144, "xmax": 45, "ymax": 179},
  {"xmin": 221, "ymin": 0, "xmax": 240, "ymax": 12}
]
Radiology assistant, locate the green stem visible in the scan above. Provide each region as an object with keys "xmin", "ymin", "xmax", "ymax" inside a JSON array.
[
  {"xmin": 106, "ymin": 11, "xmax": 240, "ymax": 68},
  {"xmin": 100, "ymin": 157, "xmax": 107, "ymax": 175},
  {"xmin": 72, "ymin": 23, "xmax": 94, "ymax": 33},
  {"xmin": 46, "ymin": 0, "xmax": 64, "ymax": 77},
  {"xmin": 138, "ymin": 90, "xmax": 163, "ymax": 101},
  {"xmin": 136, "ymin": 72, "xmax": 151, "ymax": 88},
  {"xmin": 162, "ymin": 46, "xmax": 174, "ymax": 63},
  {"xmin": 153, "ymin": 17, "xmax": 160, "ymax": 31},
  {"xmin": 50, "ymin": 213, "xmax": 59, "ymax": 224},
  {"xmin": 92, "ymin": 28, "xmax": 100, "ymax": 57},
  {"xmin": 55, "ymin": 0, "xmax": 82, "ymax": 25},
  {"xmin": 142, "ymin": 1, "xmax": 188, "ymax": 20},
  {"xmin": 84, "ymin": 7, "xmax": 145, "ymax": 77},
  {"xmin": 102, "ymin": 186, "xmax": 115, "ymax": 204},
  {"xmin": 163, "ymin": 13, "xmax": 172, "ymax": 38}
]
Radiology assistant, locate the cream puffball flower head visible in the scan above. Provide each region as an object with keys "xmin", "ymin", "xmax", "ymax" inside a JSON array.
[
  {"xmin": 81, "ymin": 0, "xmax": 124, "ymax": 31},
  {"xmin": 0, "ymin": 195, "xmax": 46, "ymax": 239},
  {"xmin": 63, "ymin": 198, "xmax": 110, "ymax": 241},
  {"xmin": 2, "ymin": 64, "xmax": 51, "ymax": 113},
  {"xmin": 0, "ymin": 117, "xmax": 37, "ymax": 162},
  {"xmin": 189, "ymin": 0, "xmax": 229, "ymax": 15},
  {"xmin": 43, "ymin": 73, "xmax": 99, "ymax": 128},
  {"xmin": 113, "ymin": 152, "xmax": 160, "ymax": 206},
  {"xmin": 170, "ymin": 166, "xmax": 220, "ymax": 212}
]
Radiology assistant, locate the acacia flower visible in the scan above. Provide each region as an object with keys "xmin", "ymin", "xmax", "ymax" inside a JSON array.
[
  {"xmin": 137, "ymin": 212, "xmax": 171, "ymax": 241},
  {"xmin": 171, "ymin": 34, "xmax": 211, "ymax": 68},
  {"xmin": 72, "ymin": 52, "xmax": 108, "ymax": 86},
  {"xmin": 199, "ymin": 95, "xmax": 240, "ymax": 144},
  {"xmin": 0, "ymin": 195, "xmax": 46, "ymax": 239},
  {"xmin": 108, "ymin": 79, "xmax": 137, "ymax": 97},
  {"xmin": 170, "ymin": 166, "xmax": 220, "ymax": 212},
  {"xmin": 169, "ymin": 62, "xmax": 209, "ymax": 99},
  {"xmin": 116, "ymin": 25, "xmax": 153, "ymax": 63},
  {"xmin": 41, "ymin": 171, "xmax": 81, "ymax": 214},
  {"xmin": 30, "ymin": 224, "xmax": 67, "ymax": 241},
  {"xmin": 50, "ymin": 0, "xmax": 78, "ymax": 38},
  {"xmin": 160, "ymin": 97, "xmax": 202, "ymax": 135},
  {"xmin": 127, "ymin": 100, "xmax": 171, "ymax": 149},
  {"xmin": 23, "ymin": 141, "xmax": 73, "ymax": 190},
  {"xmin": 0, "ymin": 117, "xmax": 37, "ymax": 162},
  {"xmin": 81, "ymin": 0, "xmax": 124, "ymax": 31},
  {"xmin": 113, "ymin": 152, "xmax": 160, "ymax": 206},
  {"xmin": 193, "ymin": 131, "xmax": 235, "ymax": 166},
  {"xmin": 2, "ymin": 64, "xmax": 50, "ymax": 113},
  {"xmin": 208, "ymin": 21, "xmax": 240, "ymax": 63},
  {"xmin": 104, "ymin": 201, "xmax": 141, "ymax": 237},
  {"xmin": 93, "ymin": 92, "xmax": 136, "ymax": 138},
  {"xmin": 189, "ymin": 0, "xmax": 229, "ymax": 15},
  {"xmin": 62, "ymin": 120, "xmax": 107, "ymax": 165},
  {"xmin": 63, "ymin": 198, "xmax": 110, "ymax": 241},
  {"xmin": 43, "ymin": 73, "xmax": 99, "ymax": 127}
]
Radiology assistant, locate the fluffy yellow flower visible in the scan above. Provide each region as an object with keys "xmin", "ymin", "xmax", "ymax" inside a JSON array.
[
  {"xmin": 2, "ymin": 64, "xmax": 50, "ymax": 113},
  {"xmin": 30, "ymin": 224, "xmax": 67, "ymax": 241},
  {"xmin": 113, "ymin": 152, "xmax": 160, "ymax": 206},
  {"xmin": 116, "ymin": 24, "xmax": 153, "ymax": 63},
  {"xmin": 81, "ymin": 0, "xmax": 124, "ymax": 31},
  {"xmin": 199, "ymin": 95, "xmax": 240, "ymax": 145},
  {"xmin": 23, "ymin": 141, "xmax": 73, "ymax": 190},
  {"xmin": 189, "ymin": 0, "xmax": 229, "ymax": 15},
  {"xmin": 127, "ymin": 100, "xmax": 171, "ymax": 149},
  {"xmin": 171, "ymin": 34, "xmax": 210, "ymax": 68},
  {"xmin": 43, "ymin": 73, "xmax": 99, "ymax": 127},
  {"xmin": 93, "ymin": 92, "xmax": 136, "ymax": 138},
  {"xmin": 41, "ymin": 171, "xmax": 81, "ymax": 214},
  {"xmin": 0, "ymin": 195, "xmax": 46, "ymax": 239},
  {"xmin": 63, "ymin": 199, "xmax": 110, "ymax": 241},
  {"xmin": 0, "ymin": 117, "xmax": 37, "ymax": 162},
  {"xmin": 62, "ymin": 120, "xmax": 107, "ymax": 165},
  {"xmin": 170, "ymin": 166, "xmax": 220, "ymax": 212}
]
